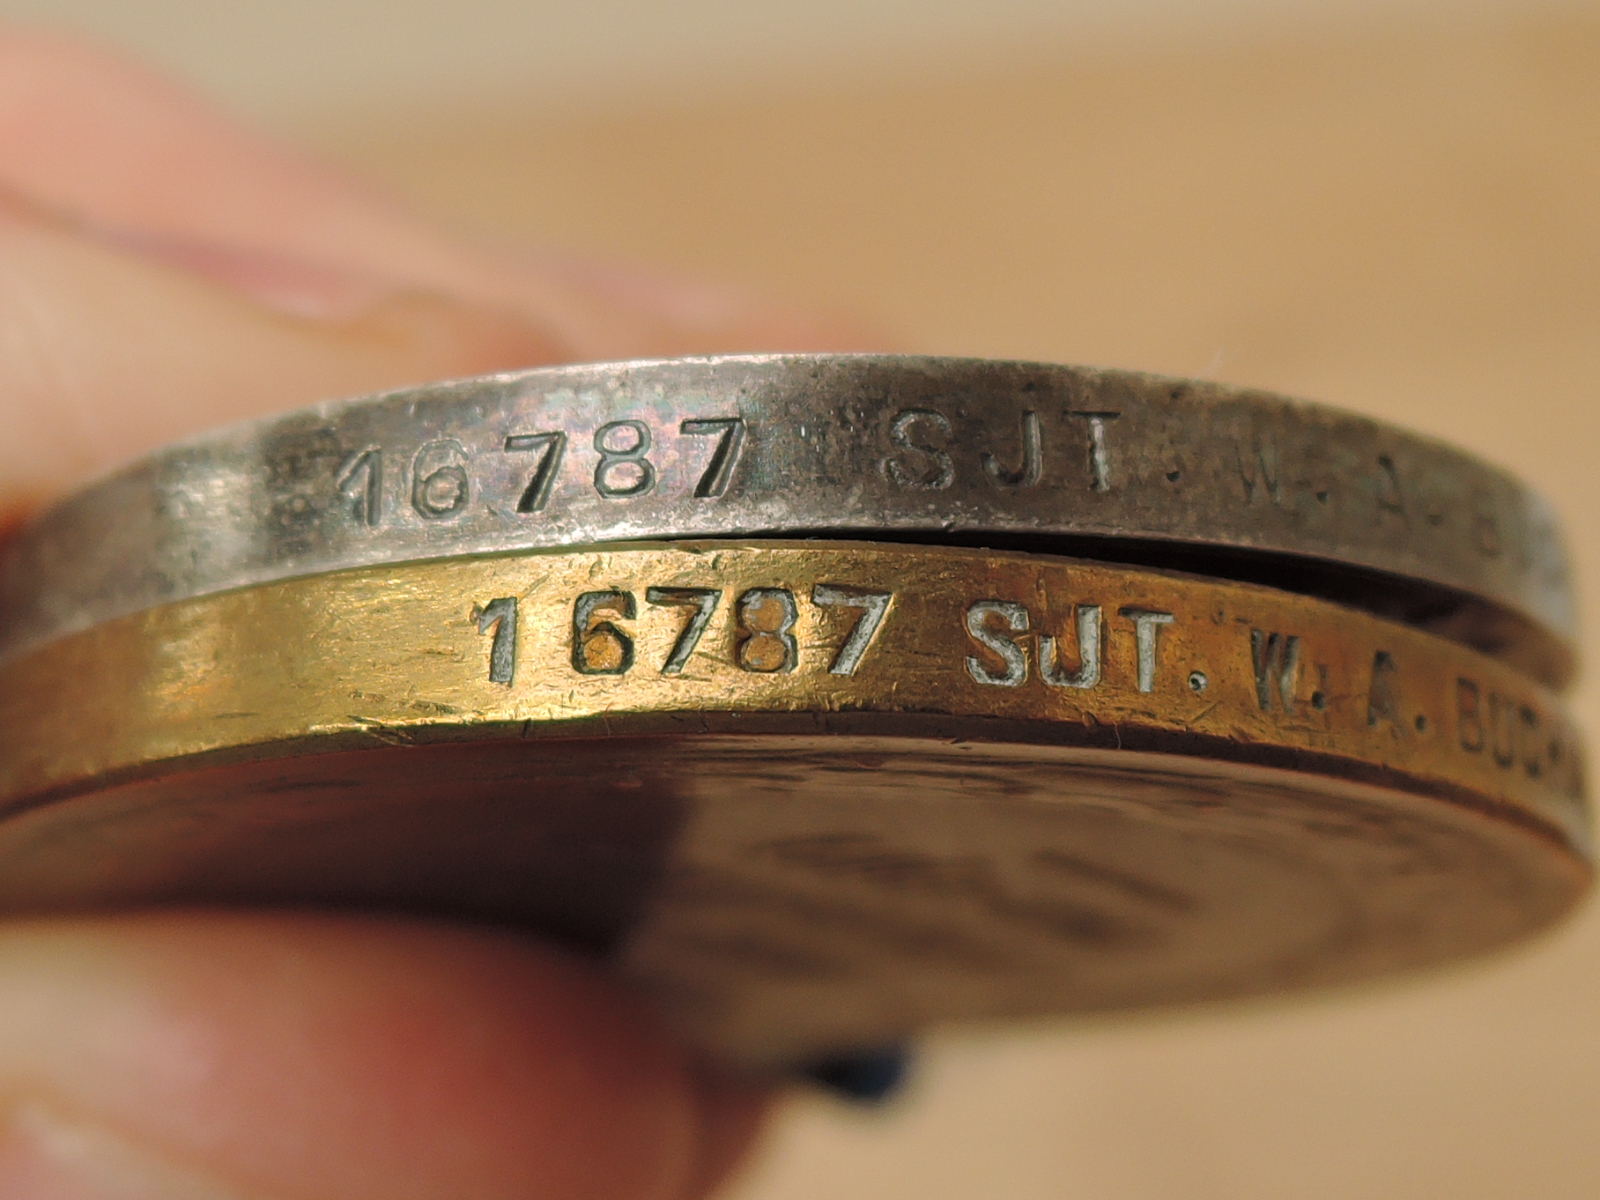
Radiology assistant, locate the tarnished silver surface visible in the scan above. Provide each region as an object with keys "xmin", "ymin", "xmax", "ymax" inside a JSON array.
[{"xmin": 0, "ymin": 355, "xmax": 1575, "ymax": 682}]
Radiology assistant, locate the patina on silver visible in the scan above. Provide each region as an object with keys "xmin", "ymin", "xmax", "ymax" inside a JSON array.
[{"xmin": 0, "ymin": 355, "xmax": 1575, "ymax": 683}]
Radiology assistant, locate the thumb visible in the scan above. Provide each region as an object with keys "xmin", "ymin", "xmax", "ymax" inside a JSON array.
[{"xmin": 0, "ymin": 912, "xmax": 768, "ymax": 1200}]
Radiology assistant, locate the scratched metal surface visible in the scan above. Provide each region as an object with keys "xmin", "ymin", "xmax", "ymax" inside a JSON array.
[
  {"xmin": 0, "ymin": 356, "xmax": 1575, "ymax": 682},
  {"xmin": 0, "ymin": 734, "xmax": 1579, "ymax": 1067}
]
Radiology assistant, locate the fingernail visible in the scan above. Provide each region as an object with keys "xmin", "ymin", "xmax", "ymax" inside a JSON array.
[
  {"xmin": 526, "ymin": 250, "xmax": 893, "ymax": 352},
  {"xmin": 541, "ymin": 253, "xmax": 769, "ymax": 328},
  {"xmin": 99, "ymin": 231, "xmax": 394, "ymax": 322},
  {"xmin": 0, "ymin": 1101, "xmax": 250, "ymax": 1200},
  {"xmin": 0, "ymin": 183, "xmax": 392, "ymax": 323}
]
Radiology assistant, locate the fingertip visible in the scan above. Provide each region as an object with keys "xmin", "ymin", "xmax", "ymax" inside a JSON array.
[
  {"xmin": 517, "ymin": 253, "xmax": 898, "ymax": 360},
  {"xmin": 0, "ymin": 200, "xmax": 566, "ymax": 509},
  {"xmin": 682, "ymin": 1061, "xmax": 778, "ymax": 1200}
]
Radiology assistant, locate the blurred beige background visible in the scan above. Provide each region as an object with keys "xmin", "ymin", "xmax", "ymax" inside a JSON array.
[{"xmin": 6, "ymin": 1, "xmax": 1598, "ymax": 1196}]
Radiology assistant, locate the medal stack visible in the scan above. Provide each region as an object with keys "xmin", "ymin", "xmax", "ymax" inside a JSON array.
[{"xmin": 0, "ymin": 355, "xmax": 1584, "ymax": 1069}]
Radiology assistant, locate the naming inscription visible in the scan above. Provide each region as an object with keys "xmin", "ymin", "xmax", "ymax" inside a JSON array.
[
  {"xmin": 332, "ymin": 415, "xmax": 749, "ymax": 527},
  {"xmin": 1251, "ymin": 630, "xmax": 1301, "ymax": 713},
  {"xmin": 879, "ymin": 407, "xmax": 1123, "ymax": 493},
  {"xmin": 295, "ymin": 395, "xmax": 1517, "ymax": 578},
  {"xmin": 1456, "ymin": 676, "xmax": 1570, "ymax": 783},
  {"xmin": 963, "ymin": 603, "xmax": 1170, "ymax": 692},
  {"xmin": 475, "ymin": 583, "xmax": 894, "ymax": 685},
  {"xmin": 453, "ymin": 556, "xmax": 1577, "ymax": 815}
]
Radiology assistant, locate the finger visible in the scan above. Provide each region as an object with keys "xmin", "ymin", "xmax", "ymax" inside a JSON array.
[
  {"xmin": 0, "ymin": 196, "xmax": 559, "ymax": 517},
  {"xmin": 0, "ymin": 26, "xmax": 885, "ymax": 363},
  {"xmin": 0, "ymin": 170, "xmax": 779, "ymax": 1200},
  {"xmin": 0, "ymin": 911, "xmax": 769, "ymax": 1200},
  {"xmin": 0, "ymin": 36, "xmax": 807, "ymax": 1200},
  {"xmin": 0, "ymin": 27, "xmax": 451, "ymax": 276}
]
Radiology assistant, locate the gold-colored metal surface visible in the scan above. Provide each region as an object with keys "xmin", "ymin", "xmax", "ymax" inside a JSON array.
[
  {"xmin": 1, "ymin": 541, "xmax": 1583, "ymax": 826},
  {"xmin": 0, "ymin": 541, "xmax": 1586, "ymax": 1063}
]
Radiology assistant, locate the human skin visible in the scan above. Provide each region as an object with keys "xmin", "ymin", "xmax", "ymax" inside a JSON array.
[{"xmin": 0, "ymin": 27, "xmax": 878, "ymax": 1200}]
